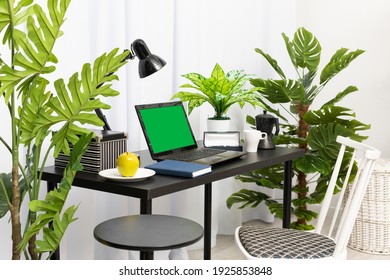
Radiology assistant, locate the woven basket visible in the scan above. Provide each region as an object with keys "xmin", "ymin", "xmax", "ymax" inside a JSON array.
[{"xmin": 348, "ymin": 159, "xmax": 390, "ymax": 254}]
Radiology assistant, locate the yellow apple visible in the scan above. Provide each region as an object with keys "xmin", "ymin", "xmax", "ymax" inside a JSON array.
[{"xmin": 116, "ymin": 152, "xmax": 140, "ymax": 177}]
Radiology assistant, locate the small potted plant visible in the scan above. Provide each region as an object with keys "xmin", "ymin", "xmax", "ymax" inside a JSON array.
[{"xmin": 172, "ymin": 63, "xmax": 263, "ymax": 131}]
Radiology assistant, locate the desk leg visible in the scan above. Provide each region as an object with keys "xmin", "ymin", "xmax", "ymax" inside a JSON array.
[
  {"xmin": 140, "ymin": 199, "xmax": 152, "ymax": 214},
  {"xmin": 140, "ymin": 198, "xmax": 153, "ymax": 260},
  {"xmin": 204, "ymin": 182, "xmax": 212, "ymax": 260},
  {"xmin": 47, "ymin": 182, "xmax": 61, "ymax": 260},
  {"xmin": 283, "ymin": 160, "xmax": 292, "ymax": 228}
]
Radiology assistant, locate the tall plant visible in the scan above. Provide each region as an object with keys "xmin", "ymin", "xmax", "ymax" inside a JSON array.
[
  {"xmin": 227, "ymin": 27, "xmax": 370, "ymax": 230},
  {"xmin": 0, "ymin": 0, "xmax": 127, "ymax": 259}
]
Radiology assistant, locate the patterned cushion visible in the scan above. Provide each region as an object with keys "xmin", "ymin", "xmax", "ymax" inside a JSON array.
[{"xmin": 238, "ymin": 226, "xmax": 336, "ymax": 259}]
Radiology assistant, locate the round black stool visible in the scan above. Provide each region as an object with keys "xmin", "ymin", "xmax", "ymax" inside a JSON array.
[{"xmin": 93, "ymin": 214, "xmax": 204, "ymax": 260}]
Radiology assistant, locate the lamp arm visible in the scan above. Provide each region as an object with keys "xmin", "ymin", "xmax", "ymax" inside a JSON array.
[{"xmin": 95, "ymin": 108, "xmax": 111, "ymax": 130}]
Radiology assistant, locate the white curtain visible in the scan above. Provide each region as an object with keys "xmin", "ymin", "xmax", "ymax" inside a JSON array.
[{"xmin": 0, "ymin": 0, "xmax": 296, "ymax": 259}]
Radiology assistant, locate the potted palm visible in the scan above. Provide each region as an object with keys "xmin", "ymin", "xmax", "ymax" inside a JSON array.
[
  {"xmin": 227, "ymin": 27, "xmax": 370, "ymax": 230},
  {"xmin": 172, "ymin": 63, "xmax": 263, "ymax": 131},
  {"xmin": 0, "ymin": 0, "xmax": 127, "ymax": 259}
]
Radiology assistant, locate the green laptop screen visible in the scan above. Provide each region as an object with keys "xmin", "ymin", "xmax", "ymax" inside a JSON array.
[{"xmin": 139, "ymin": 105, "xmax": 196, "ymax": 154}]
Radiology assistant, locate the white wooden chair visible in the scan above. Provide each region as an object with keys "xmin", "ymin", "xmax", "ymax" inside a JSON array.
[{"xmin": 235, "ymin": 136, "xmax": 381, "ymax": 259}]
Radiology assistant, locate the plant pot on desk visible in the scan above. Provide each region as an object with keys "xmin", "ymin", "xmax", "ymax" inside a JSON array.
[{"xmin": 207, "ymin": 118, "xmax": 231, "ymax": 132}]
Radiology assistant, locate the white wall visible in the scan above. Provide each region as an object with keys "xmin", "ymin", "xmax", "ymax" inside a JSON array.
[{"xmin": 296, "ymin": 0, "xmax": 390, "ymax": 157}]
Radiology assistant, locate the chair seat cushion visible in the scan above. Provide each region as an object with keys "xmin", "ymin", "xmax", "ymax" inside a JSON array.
[{"xmin": 238, "ymin": 226, "xmax": 336, "ymax": 259}]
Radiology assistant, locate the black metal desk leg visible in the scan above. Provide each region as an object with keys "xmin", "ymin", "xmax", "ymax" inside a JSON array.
[
  {"xmin": 140, "ymin": 199, "xmax": 152, "ymax": 215},
  {"xmin": 283, "ymin": 160, "xmax": 292, "ymax": 228},
  {"xmin": 204, "ymin": 182, "xmax": 212, "ymax": 260},
  {"xmin": 139, "ymin": 198, "xmax": 153, "ymax": 259}
]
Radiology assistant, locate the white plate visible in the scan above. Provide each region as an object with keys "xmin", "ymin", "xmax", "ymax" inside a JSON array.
[{"xmin": 99, "ymin": 168, "xmax": 155, "ymax": 182}]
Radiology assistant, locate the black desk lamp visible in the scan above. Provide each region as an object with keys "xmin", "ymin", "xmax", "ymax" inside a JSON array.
[{"xmin": 96, "ymin": 39, "xmax": 166, "ymax": 130}]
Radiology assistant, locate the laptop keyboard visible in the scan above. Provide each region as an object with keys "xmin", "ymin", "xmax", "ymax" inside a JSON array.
[{"xmin": 163, "ymin": 148, "xmax": 224, "ymax": 162}]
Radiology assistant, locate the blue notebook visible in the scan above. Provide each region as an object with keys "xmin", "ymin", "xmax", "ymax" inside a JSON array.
[{"xmin": 145, "ymin": 160, "xmax": 212, "ymax": 178}]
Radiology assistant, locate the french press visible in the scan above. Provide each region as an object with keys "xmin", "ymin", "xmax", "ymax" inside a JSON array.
[{"xmin": 255, "ymin": 110, "xmax": 280, "ymax": 149}]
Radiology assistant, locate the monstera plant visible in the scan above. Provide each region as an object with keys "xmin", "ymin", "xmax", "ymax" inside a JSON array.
[
  {"xmin": 227, "ymin": 27, "xmax": 370, "ymax": 230},
  {"xmin": 0, "ymin": 0, "xmax": 127, "ymax": 259}
]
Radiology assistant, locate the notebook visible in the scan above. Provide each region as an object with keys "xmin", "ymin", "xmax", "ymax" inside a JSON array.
[{"xmin": 135, "ymin": 101, "xmax": 246, "ymax": 165}]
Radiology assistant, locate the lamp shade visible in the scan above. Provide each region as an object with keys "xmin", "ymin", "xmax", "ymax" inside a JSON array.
[{"xmin": 131, "ymin": 39, "xmax": 166, "ymax": 78}]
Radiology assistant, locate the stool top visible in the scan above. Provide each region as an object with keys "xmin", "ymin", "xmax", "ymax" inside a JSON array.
[{"xmin": 93, "ymin": 215, "xmax": 204, "ymax": 251}]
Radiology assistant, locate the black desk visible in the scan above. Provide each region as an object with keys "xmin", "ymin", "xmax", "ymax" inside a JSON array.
[{"xmin": 42, "ymin": 147, "xmax": 304, "ymax": 260}]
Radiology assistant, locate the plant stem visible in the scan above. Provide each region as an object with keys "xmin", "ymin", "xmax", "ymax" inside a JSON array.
[
  {"xmin": 6, "ymin": 0, "xmax": 22, "ymax": 260},
  {"xmin": 295, "ymin": 101, "xmax": 310, "ymax": 226}
]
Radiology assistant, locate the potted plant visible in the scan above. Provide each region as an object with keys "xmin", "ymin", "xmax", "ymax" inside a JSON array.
[
  {"xmin": 172, "ymin": 63, "xmax": 262, "ymax": 131},
  {"xmin": 0, "ymin": 0, "xmax": 127, "ymax": 259},
  {"xmin": 227, "ymin": 27, "xmax": 370, "ymax": 230}
]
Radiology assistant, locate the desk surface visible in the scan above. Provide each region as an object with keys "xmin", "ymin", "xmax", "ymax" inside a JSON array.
[{"xmin": 42, "ymin": 147, "xmax": 304, "ymax": 200}]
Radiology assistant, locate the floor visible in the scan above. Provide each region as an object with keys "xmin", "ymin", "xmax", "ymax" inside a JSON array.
[{"xmin": 187, "ymin": 219, "xmax": 390, "ymax": 260}]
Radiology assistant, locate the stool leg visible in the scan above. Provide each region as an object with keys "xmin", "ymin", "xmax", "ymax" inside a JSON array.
[{"xmin": 140, "ymin": 251, "xmax": 154, "ymax": 260}]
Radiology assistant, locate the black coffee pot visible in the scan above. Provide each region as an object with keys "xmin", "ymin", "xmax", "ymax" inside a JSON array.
[{"xmin": 255, "ymin": 110, "xmax": 279, "ymax": 149}]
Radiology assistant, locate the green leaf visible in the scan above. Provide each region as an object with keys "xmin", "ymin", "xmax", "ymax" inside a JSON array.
[
  {"xmin": 35, "ymin": 206, "xmax": 78, "ymax": 256},
  {"xmin": 251, "ymin": 78, "xmax": 305, "ymax": 104},
  {"xmin": 254, "ymin": 48, "xmax": 286, "ymax": 79},
  {"xmin": 320, "ymin": 48, "xmax": 365, "ymax": 85},
  {"xmin": 27, "ymin": 48, "xmax": 128, "ymax": 156},
  {"xmin": 304, "ymin": 105, "xmax": 356, "ymax": 125},
  {"xmin": 322, "ymin": 86, "xmax": 358, "ymax": 107},
  {"xmin": 0, "ymin": 173, "xmax": 13, "ymax": 218},
  {"xmin": 292, "ymin": 27, "xmax": 321, "ymax": 71},
  {"xmin": 246, "ymin": 115, "xmax": 256, "ymax": 127},
  {"xmin": 274, "ymin": 135, "xmax": 306, "ymax": 146},
  {"xmin": 292, "ymin": 207, "xmax": 318, "ymax": 222},
  {"xmin": 307, "ymin": 123, "xmax": 354, "ymax": 160},
  {"xmin": 282, "ymin": 32, "xmax": 297, "ymax": 69},
  {"xmin": 226, "ymin": 189, "xmax": 271, "ymax": 209},
  {"xmin": 19, "ymin": 132, "xmax": 93, "ymax": 254},
  {"xmin": 267, "ymin": 202, "xmax": 283, "ymax": 220},
  {"xmin": 0, "ymin": 0, "xmax": 70, "ymax": 103},
  {"xmin": 180, "ymin": 73, "xmax": 207, "ymax": 88},
  {"xmin": 295, "ymin": 154, "xmax": 331, "ymax": 175},
  {"xmin": 19, "ymin": 78, "xmax": 51, "ymax": 145},
  {"xmin": 0, "ymin": 0, "xmax": 34, "ymax": 44},
  {"xmin": 0, "ymin": 173, "xmax": 28, "ymax": 218}
]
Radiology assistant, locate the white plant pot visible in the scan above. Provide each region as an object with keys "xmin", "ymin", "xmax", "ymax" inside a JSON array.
[{"xmin": 207, "ymin": 118, "xmax": 231, "ymax": 132}]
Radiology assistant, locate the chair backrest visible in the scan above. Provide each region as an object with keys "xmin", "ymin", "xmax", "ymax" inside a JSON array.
[{"xmin": 314, "ymin": 136, "xmax": 381, "ymax": 258}]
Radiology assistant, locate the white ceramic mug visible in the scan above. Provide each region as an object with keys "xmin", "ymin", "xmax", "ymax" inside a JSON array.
[{"xmin": 243, "ymin": 130, "xmax": 267, "ymax": 153}]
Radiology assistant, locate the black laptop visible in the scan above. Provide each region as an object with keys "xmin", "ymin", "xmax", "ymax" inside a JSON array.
[{"xmin": 135, "ymin": 101, "xmax": 246, "ymax": 165}]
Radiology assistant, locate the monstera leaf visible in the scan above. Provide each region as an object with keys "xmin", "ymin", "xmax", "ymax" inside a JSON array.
[
  {"xmin": 0, "ymin": 0, "xmax": 69, "ymax": 103},
  {"xmin": 0, "ymin": 0, "xmax": 34, "ymax": 44},
  {"xmin": 251, "ymin": 78, "xmax": 305, "ymax": 103},
  {"xmin": 282, "ymin": 27, "xmax": 321, "ymax": 72},
  {"xmin": 19, "ymin": 132, "xmax": 93, "ymax": 257},
  {"xmin": 20, "ymin": 48, "xmax": 128, "ymax": 156},
  {"xmin": 320, "ymin": 48, "xmax": 365, "ymax": 85}
]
